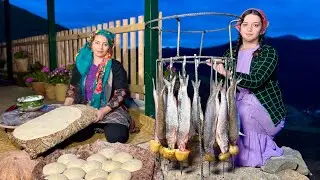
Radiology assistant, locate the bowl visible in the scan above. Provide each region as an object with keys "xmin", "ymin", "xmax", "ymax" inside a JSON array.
[{"xmin": 17, "ymin": 95, "xmax": 45, "ymax": 112}]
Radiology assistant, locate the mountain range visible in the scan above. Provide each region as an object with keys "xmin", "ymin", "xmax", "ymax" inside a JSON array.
[
  {"xmin": 161, "ymin": 35, "xmax": 320, "ymax": 110},
  {"xmin": 0, "ymin": 2, "xmax": 67, "ymax": 42}
]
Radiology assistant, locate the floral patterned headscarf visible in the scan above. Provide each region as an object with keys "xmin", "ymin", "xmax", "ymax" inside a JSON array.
[{"xmin": 75, "ymin": 30, "xmax": 116, "ymax": 109}]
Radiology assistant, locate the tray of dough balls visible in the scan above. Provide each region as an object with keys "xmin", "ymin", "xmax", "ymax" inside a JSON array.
[{"xmin": 32, "ymin": 140, "xmax": 155, "ymax": 180}]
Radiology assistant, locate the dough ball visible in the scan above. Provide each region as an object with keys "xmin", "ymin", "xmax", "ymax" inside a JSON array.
[
  {"xmin": 98, "ymin": 148, "xmax": 116, "ymax": 159},
  {"xmin": 45, "ymin": 174, "xmax": 68, "ymax": 180},
  {"xmin": 85, "ymin": 169, "xmax": 109, "ymax": 180},
  {"xmin": 92, "ymin": 178, "xmax": 107, "ymax": 180},
  {"xmin": 101, "ymin": 160, "xmax": 122, "ymax": 172},
  {"xmin": 43, "ymin": 162, "xmax": 66, "ymax": 176},
  {"xmin": 107, "ymin": 169, "xmax": 131, "ymax": 180},
  {"xmin": 69, "ymin": 179, "xmax": 85, "ymax": 180},
  {"xmin": 57, "ymin": 153, "xmax": 78, "ymax": 165},
  {"xmin": 121, "ymin": 159, "xmax": 143, "ymax": 172},
  {"xmin": 87, "ymin": 153, "xmax": 107, "ymax": 163},
  {"xmin": 67, "ymin": 158, "xmax": 87, "ymax": 169},
  {"xmin": 82, "ymin": 160, "xmax": 102, "ymax": 173},
  {"xmin": 112, "ymin": 152, "xmax": 133, "ymax": 163},
  {"xmin": 63, "ymin": 167, "xmax": 86, "ymax": 179}
]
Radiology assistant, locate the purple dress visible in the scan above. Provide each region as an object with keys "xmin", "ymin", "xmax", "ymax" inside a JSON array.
[
  {"xmin": 234, "ymin": 47, "xmax": 285, "ymax": 167},
  {"xmin": 85, "ymin": 64, "xmax": 99, "ymax": 102}
]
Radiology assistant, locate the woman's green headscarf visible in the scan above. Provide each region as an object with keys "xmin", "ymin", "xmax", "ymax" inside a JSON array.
[{"xmin": 75, "ymin": 30, "xmax": 115, "ymax": 109}]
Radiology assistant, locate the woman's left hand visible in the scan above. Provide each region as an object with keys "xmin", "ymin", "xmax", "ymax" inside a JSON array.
[
  {"xmin": 94, "ymin": 106, "xmax": 112, "ymax": 123},
  {"xmin": 94, "ymin": 109, "xmax": 106, "ymax": 122}
]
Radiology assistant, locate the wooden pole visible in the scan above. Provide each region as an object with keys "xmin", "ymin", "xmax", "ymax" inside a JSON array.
[
  {"xmin": 47, "ymin": 0, "xmax": 57, "ymax": 70},
  {"xmin": 4, "ymin": 0, "xmax": 13, "ymax": 80}
]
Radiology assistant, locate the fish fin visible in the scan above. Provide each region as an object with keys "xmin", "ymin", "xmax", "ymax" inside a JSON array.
[
  {"xmin": 191, "ymin": 80, "xmax": 195, "ymax": 89},
  {"xmin": 163, "ymin": 78, "xmax": 170, "ymax": 87}
]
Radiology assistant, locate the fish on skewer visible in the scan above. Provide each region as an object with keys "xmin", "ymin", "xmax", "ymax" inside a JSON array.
[
  {"xmin": 216, "ymin": 82, "xmax": 230, "ymax": 161},
  {"xmin": 191, "ymin": 80, "xmax": 201, "ymax": 137},
  {"xmin": 177, "ymin": 73, "xmax": 191, "ymax": 151},
  {"xmin": 227, "ymin": 77, "xmax": 242, "ymax": 155},
  {"xmin": 203, "ymin": 81, "xmax": 222, "ymax": 159},
  {"xmin": 164, "ymin": 76, "xmax": 179, "ymax": 149}
]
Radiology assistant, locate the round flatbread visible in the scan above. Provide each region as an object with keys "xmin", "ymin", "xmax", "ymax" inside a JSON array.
[
  {"xmin": 101, "ymin": 160, "xmax": 122, "ymax": 172},
  {"xmin": 63, "ymin": 167, "xmax": 86, "ymax": 179},
  {"xmin": 57, "ymin": 153, "xmax": 78, "ymax": 165},
  {"xmin": 87, "ymin": 153, "xmax": 107, "ymax": 163},
  {"xmin": 43, "ymin": 162, "xmax": 66, "ymax": 176},
  {"xmin": 67, "ymin": 158, "xmax": 87, "ymax": 169},
  {"xmin": 45, "ymin": 174, "xmax": 68, "ymax": 180},
  {"xmin": 85, "ymin": 169, "xmax": 109, "ymax": 180},
  {"xmin": 112, "ymin": 152, "xmax": 133, "ymax": 163},
  {"xmin": 98, "ymin": 148, "xmax": 116, "ymax": 159},
  {"xmin": 107, "ymin": 169, "xmax": 131, "ymax": 180},
  {"xmin": 121, "ymin": 159, "xmax": 143, "ymax": 172},
  {"xmin": 82, "ymin": 160, "xmax": 102, "ymax": 173}
]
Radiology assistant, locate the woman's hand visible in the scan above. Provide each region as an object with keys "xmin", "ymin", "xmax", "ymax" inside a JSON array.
[
  {"xmin": 94, "ymin": 106, "xmax": 112, "ymax": 123},
  {"xmin": 64, "ymin": 97, "xmax": 74, "ymax": 106},
  {"xmin": 206, "ymin": 59, "xmax": 231, "ymax": 77}
]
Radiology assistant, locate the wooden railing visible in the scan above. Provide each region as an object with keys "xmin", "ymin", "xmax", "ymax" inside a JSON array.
[{"xmin": 0, "ymin": 14, "xmax": 150, "ymax": 100}]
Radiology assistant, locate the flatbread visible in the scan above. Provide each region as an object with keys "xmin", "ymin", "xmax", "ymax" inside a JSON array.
[{"xmin": 13, "ymin": 106, "xmax": 82, "ymax": 140}]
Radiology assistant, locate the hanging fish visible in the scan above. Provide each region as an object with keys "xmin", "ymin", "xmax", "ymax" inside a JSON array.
[
  {"xmin": 203, "ymin": 80, "xmax": 222, "ymax": 159},
  {"xmin": 191, "ymin": 80, "xmax": 201, "ymax": 136},
  {"xmin": 216, "ymin": 82, "xmax": 231, "ymax": 161},
  {"xmin": 227, "ymin": 77, "xmax": 242, "ymax": 155},
  {"xmin": 177, "ymin": 73, "xmax": 191, "ymax": 151},
  {"xmin": 164, "ymin": 76, "xmax": 179, "ymax": 149}
]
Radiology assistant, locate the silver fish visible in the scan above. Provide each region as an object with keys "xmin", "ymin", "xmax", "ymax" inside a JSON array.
[
  {"xmin": 177, "ymin": 74, "xmax": 191, "ymax": 151},
  {"xmin": 153, "ymin": 78, "xmax": 166, "ymax": 146},
  {"xmin": 227, "ymin": 78, "xmax": 242, "ymax": 145},
  {"xmin": 164, "ymin": 76, "xmax": 179, "ymax": 149},
  {"xmin": 203, "ymin": 80, "xmax": 222, "ymax": 154},
  {"xmin": 216, "ymin": 82, "xmax": 229, "ymax": 153},
  {"xmin": 191, "ymin": 80, "xmax": 201, "ymax": 136},
  {"xmin": 157, "ymin": 86, "xmax": 167, "ymax": 146}
]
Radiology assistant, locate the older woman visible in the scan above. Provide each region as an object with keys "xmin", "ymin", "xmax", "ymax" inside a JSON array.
[{"xmin": 64, "ymin": 30, "xmax": 136, "ymax": 143}]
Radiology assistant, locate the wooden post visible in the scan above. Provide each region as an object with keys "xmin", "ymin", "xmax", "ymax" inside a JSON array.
[
  {"xmin": 144, "ymin": 0, "xmax": 158, "ymax": 117},
  {"xmin": 47, "ymin": 0, "xmax": 57, "ymax": 70},
  {"xmin": 4, "ymin": 0, "xmax": 13, "ymax": 80}
]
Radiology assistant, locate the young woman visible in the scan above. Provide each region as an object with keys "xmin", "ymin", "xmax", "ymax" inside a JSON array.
[
  {"xmin": 209, "ymin": 8, "xmax": 286, "ymax": 167},
  {"xmin": 64, "ymin": 30, "xmax": 136, "ymax": 143}
]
